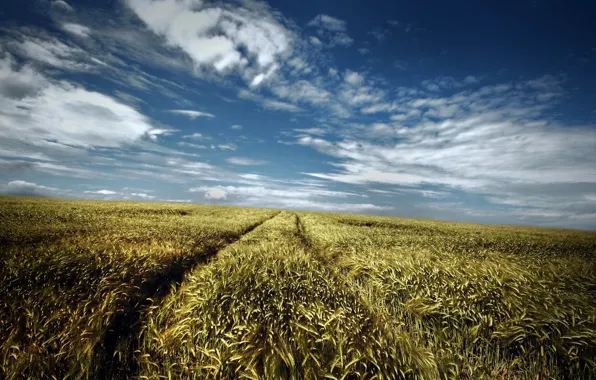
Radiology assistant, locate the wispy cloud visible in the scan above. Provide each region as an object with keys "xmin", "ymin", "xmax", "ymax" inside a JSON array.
[
  {"xmin": 9, "ymin": 35, "xmax": 91, "ymax": 71},
  {"xmin": 84, "ymin": 189, "xmax": 117, "ymax": 195},
  {"xmin": 169, "ymin": 109, "xmax": 215, "ymax": 119},
  {"xmin": 226, "ymin": 157, "xmax": 267, "ymax": 166},
  {"xmin": 61, "ymin": 23, "xmax": 91, "ymax": 38},
  {"xmin": 307, "ymin": 14, "xmax": 347, "ymax": 32},
  {"xmin": 178, "ymin": 142, "xmax": 207, "ymax": 149},
  {"xmin": 217, "ymin": 144, "xmax": 237, "ymax": 151},
  {"xmin": 306, "ymin": 14, "xmax": 353, "ymax": 47},
  {"xmin": 189, "ymin": 183, "xmax": 384, "ymax": 212},
  {"xmin": 293, "ymin": 127, "xmax": 328, "ymax": 136},
  {"xmin": 182, "ymin": 133, "xmax": 211, "ymax": 140},
  {"xmin": 237, "ymin": 89, "xmax": 302, "ymax": 112},
  {"xmin": 0, "ymin": 180, "xmax": 64, "ymax": 197},
  {"xmin": 292, "ymin": 74, "xmax": 596, "ymax": 225}
]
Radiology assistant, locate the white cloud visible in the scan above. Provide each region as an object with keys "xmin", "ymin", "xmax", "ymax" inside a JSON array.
[
  {"xmin": 305, "ymin": 168, "xmax": 426, "ymax": 186},
  {"xmin": 0, "ymin": 55, "xmax": 46, "ymax": 99},
  {"xmin": 176, "ymin": 161, "xmax": 214, "ymax": 170},
  {"xmin": 303, "ymin": 115, "xmax": 596, "ymax": 187},
  {"xmin": 327, "ymin": 33, "xmax": 353, "ymax": 47},
  {"xmin": 309, "ymin": 36, "xmax": 323, "ymax": 46},
  {"xmin": 81, "ymin": 189, "xmax": 159, "ymax": 200},
  {"xmin": 463, "ymin": 75, "xmax": 479, "ymax": 84},
  {"xmin": 369, "ymin": 189, "xmax": 402, "ymax": 196},
  {"xmin": 328, "ymin": 68, "xmax": 339, "ymax": 78},
  {"xmin": 0, "ymin": 180, "xmax": 63, "ymax": 197},
  {"xmin": 178, "ymin": 142, "xmax": 207, "ymax": 149},
  {"xmin": 360, "ymin": 103, "xmax": 393, "ymax": 114},
  {"xmin": 257, "ymin": 198, "xmax": 391, "ymax": 212},
  {"xmin": 203, "ymin": 187, "xmax": 228, "ymax": 200},
  {"xmin": 238, "ymin": 173, "xmax": 266, "ymax": 180},
  {"xmin": 218, "ymin": 144, "xmax": 237, "ymax": 151},
  {"xmin": 421, "ymin": 76, "xmax": 475, "ymax": 92},
  {"xmin": 182, "ymin": 133, "xmax": 211, "ymax": 140},
  {"xmin": 293, "ymin": 127, "xmax": 327, "ymax": 136},
  {"xmin": 84, "ymin": 189, "xmax": 118, "ymax": 195},
  {"xmin": 0, "ymin": 56, "xmax": 154, "ymax": 149},
  {"xmin": 26, "ymin": 162, "xmax": 96, "ymax": 178},
  {"xmin": 146, "ymin": 128, "xmax": 177, "ymax": 142},
  {"xmin": 292, "ymin": 75, "xmax": 596, "ymax": 225},
  {"xmin": 271, "ymin": 79, "xmax": 332, "ymax": 106},
  {"xmin": 226, "ymin": 157, "xmax": 267, "ymax": 166},
  {"xmin": 51, "ymin": 0, "xmax": 74, "ymax": 12},
  {"xmin": 169, "ymin": 109, "xmax": 215, "ymax": 119},
  {"xmin": 344, "ymin": 70, "xmax": 365, "ymax": 86},
  {"xmin": 190, "ymin": 185, "xmax": 364, "ymax": 201},
  {"xmin": 13, "ymin": 36, "xmax": 90, "ymax": 71},
  {"xmin": 61, "ymin": 23, "xmax": 91, "ymax": 38},
  {"xmin": 126, "ymin": 0, "xmax": 292, "ymax": 85},
  {"xmin": 394, "ymin": 188, "xmax": 450, "ymax": 198},
  {"xmin": 230, "ymin": 124, "xmax": 243, "ymax": 130},
  {"xmin": 197, "ymin": 183, "xmax": 390, "ymax": 212},
  {"xmin": 130, "ymin": 192, "xmax": 156, "ymax": 199},
  {"xmin": 306, "ymin": 14, "xmax": 353, "ymax": 47},
  {"xmin": 250, "ymin": 63, "xmax": 278, "ymax": 87},
  {"xmin": 307, "ymin": 14, "xmax": 347, "ymax": 32},
  {"xmin": 237, "ymin": 89, "xmax": 302, "ymax": 112}
]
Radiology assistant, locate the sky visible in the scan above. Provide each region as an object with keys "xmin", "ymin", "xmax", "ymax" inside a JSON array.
[{"xmin": 1, "ymin": 0, "xmax": 596, "ymax": 229}]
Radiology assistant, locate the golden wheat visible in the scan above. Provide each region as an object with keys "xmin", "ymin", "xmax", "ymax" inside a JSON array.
[{"xmin": 1, "ymin": 196, "xmax": 595, "ymax": 379}]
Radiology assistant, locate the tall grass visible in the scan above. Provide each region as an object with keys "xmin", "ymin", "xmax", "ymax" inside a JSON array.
[
  {"xmin": 138, "ymin": 212, "xmax": 436, "ymax": 379},
  {"xmin": 0, "ymin": 196, "xmax": 276, "ymax": 379},
  {"xmin": 300, "ymin": 212, "xmax": 596, "ymax": 379}
]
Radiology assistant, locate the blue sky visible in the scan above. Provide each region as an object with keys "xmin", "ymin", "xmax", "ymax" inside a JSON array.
[{"xmin": 1, "ymin": 0, "xmax": 596, "ymax": 229}]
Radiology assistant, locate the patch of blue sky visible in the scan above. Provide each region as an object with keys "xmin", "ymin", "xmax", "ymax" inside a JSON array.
[{"xmin": 0, "ymin": 0, "xmax": 595, "ymax": 229}]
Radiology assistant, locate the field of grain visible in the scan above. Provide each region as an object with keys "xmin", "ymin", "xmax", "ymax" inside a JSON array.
[{"xmin": 1, "ymin": 196, "xmax": 595, "ymax": 379}]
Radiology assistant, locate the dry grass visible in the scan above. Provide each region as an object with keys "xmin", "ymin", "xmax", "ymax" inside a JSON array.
[{"xmin": 1, "ymin": 196, "xmax": 595, "ymax": 379}]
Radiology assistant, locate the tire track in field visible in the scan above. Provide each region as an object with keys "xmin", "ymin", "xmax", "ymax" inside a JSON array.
[
  {"xmin": 293, "ymin": 212, "xmax": 428, "ymax": 378},
  {"xmin": 295, "ymin": 213, "xmax": 345, "ymax": 268},
  {"xmin": 295, "ymin": 213, "xmax": 443, "ymax": 377},
  {"xmin": 295, "ymin": 212, "xmax": 312, "ymax": 249},
  {"xmin": 98, "ymin": 211, "xmax": 282, "ymax": 379}
]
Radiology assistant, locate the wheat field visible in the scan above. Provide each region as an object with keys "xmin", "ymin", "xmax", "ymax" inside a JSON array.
[{"xmin": 1, "ymin": 196, "xmax": 595, "ymax": 379}]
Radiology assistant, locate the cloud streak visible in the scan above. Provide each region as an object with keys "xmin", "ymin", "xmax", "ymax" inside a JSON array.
[
  {"xmin": 169, "ymin": 109, "xmax": 215, "ymax": 119},
  {"xmin": 226, "ymin": 157, "xmax": 267, "ymax": 166},
  {"xmin": 0, "ymin": 180, "xmax": 63, "ymax": 197}
]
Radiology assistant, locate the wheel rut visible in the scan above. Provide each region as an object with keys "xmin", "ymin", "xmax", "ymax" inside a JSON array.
[{"xmin": 97, "ymin": 211, "xmax": 282, "ymax": 379}]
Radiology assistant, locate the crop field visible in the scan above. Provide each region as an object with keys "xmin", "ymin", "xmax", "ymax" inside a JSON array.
[{"xmin": 1, "ymin": 196, "xmax": 595, "ymax": 379}]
